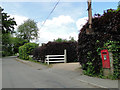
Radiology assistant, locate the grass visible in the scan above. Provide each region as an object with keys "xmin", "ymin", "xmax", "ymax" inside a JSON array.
[
  {"xmin": 82, "ymin": 70, "xmax": 118, "ymax": 80},
  {"xmin": 18, "ymin": 57, "xmax": 52, "ymax": 68},
  {"xmin": 28, "ymin": 57, "xmax": 53, "ymax": 67}
]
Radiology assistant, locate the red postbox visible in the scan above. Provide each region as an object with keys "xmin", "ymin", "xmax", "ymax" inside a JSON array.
[{"xmin": 101, "ymin": 49, "xmax": 110, "ymax": 68}]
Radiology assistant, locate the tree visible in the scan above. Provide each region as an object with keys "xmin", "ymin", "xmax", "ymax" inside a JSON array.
[
  {"xmin": 2, "ymin": 33, "xmax": 13, "ymax": 56},
  {"xmin": 69, "ymin": 36, "xmax": 76, "ymax": 42},
  {"xmin": 1, "ymin": 7, "xmax": 17, "ymax": 34},
  {"xmin": 53, "ymin": 38, "xmax": 67, "ymax": 42},
  {"xmin": 53, "ymin": 37, "xmax": 76, "ymax": 42},
  {"xmin": 17, "ymin": 19, "xmax": 39, "ymax": 42},
  {"xmin": 12, "ymin": 37, "xmax": 28, "ymax": 54},
  {"xmin": 1, "ymin": 7, "xmax": 17, "ymax": 56}
]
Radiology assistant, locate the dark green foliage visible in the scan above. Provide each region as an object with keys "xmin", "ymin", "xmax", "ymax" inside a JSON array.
[
  {"xmin": 78, "ymin": 9, "xmax": 120, "ymax": 79},
  {"xmin": 1, "ymin": 8, "xmax": 17, "ymax": 34},
  {"xmin": 53, "ymin": 38, "xmax": 67, "ymax": 42},
  {"xmin": 1, "ymin": 7, "xmax": 17, "ymax": 56},
  {"xmin": 13, "ymin": 37, "xmax": 28, "ymax": 54},
  {"xmin": 33, "ymin": 41, "xmax": 78, "ymax": 63},
  {"xmin": 54, "ymin": 37, "xmax": 76, "ymax": 42},
  {"xmin": 2, "ymin": 34, "xmax": 28, "ymax": 56},
  {"xmin": 2, "ymin": 33, "xmax": 14, "ymax": 56},
  {"xmin": 19, "ymin": 43, "xmax": 38, "ymax": 60}
]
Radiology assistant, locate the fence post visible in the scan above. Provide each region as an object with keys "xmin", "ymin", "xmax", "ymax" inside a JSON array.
[
  {"xmin": 47, "ymin": 55, "xmax": 49, "ymax": 65},
  {"xmin": 64, "ymin": 49, "xmax": 67, "ymax": 63}
]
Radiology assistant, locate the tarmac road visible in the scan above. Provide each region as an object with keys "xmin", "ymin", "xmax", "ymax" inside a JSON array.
[{"xmin": 2, "ymin": 57, "xmax": 97, "ymax": 88}]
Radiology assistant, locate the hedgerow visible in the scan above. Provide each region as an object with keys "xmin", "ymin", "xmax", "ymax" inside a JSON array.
[
  {"xmin": 78, "ymin": 9, "xmax": 120, "ymax": 79},
  {"xmin": 19, "ymin": 43, "xmax": 38, "ymax": 60},
  {"xmin": 33, "ymin": 41, "xmax": 78, "ymax": 63}
]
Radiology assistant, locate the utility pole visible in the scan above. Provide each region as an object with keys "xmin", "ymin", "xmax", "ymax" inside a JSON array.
[
  {"xmin": 88, "ymin": 0, "xmax": 92, "ymax": 29},
  {"xmin": 86, "ymin": 0, "xmax": 94, "ymax": 34}
]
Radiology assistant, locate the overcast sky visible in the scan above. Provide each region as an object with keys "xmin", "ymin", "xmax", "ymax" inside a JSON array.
[{"xmin": 0, "ymin": 1, "xmax": 119, "ymax": 44}]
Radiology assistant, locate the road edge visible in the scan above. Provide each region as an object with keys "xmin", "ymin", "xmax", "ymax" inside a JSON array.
[{"xmin": 78, "ymin": 79, "xmax": 108, "ymax": 88}]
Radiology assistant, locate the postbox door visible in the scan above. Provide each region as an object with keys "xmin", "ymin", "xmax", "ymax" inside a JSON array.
[{"xmin": 101, "ymin": 50, "xmax": 110, "ymax": 68}]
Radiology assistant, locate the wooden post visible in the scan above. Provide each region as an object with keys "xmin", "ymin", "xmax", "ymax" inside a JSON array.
[
  {"xmin": 47, "ymin": 55, "xmax": 49, "ymax": 65},
  {"xmin": 88, "ymin": 0, "xmax": 92, "ymax": 29},
  {"xmin": 64, "ymin": 49, "xmax": 67, "ymax": 63},
  {"xmin": 86, "ymin": 0, "xmax": 94, "ymax": 34}
]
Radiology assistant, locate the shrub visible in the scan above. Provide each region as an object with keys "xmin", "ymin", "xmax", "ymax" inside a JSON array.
[
  {"xmin": 2, "ymin": 33, "xmax": 14, "ymax": 57},
  {"xmin": 78, "ymin": 9, "xmax": 120, "ymax": 79},
  {"xmin": 33, "ymin": 41, "xmax": 78, "ymax": 63},
  {"xmin": 19, "ymin": 43, "xmax": 38, "ymax": 60},
  {"xmin": 13, "ymin": 37, "xmax": 28, "ymax": 54}
]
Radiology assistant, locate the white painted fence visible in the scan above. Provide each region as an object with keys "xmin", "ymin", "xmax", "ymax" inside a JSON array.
[{"xmin": 45, "ymin": 49, "xmax": 67, "ymax": 65}]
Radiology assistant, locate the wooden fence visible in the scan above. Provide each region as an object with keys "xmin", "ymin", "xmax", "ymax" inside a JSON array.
[{"xmin": 45, "ymin": 49, "xmax": 67, "ymax": 65}]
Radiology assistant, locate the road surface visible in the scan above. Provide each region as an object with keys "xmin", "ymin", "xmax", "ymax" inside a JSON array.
[{"xmin": 2, "ymin": 57, "xmax": 97, "ymax": 88}]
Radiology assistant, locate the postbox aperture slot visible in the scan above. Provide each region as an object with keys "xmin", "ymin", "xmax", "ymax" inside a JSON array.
[{"xmin": 102, "ymin": 52, "xmax": 107, "ymax": 54}]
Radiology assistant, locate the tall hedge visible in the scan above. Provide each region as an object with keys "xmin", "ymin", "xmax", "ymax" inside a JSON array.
[
  {"xmin": 33, "ymin": 41, "xmax": 78, "ymax": 63},
  {"xmin": 19, "ymin": 43, "xmax": 38, "ymax": 60},
  {"xmin": 78, "ymin": 9, "xmax": 120, "ymax": 79}
]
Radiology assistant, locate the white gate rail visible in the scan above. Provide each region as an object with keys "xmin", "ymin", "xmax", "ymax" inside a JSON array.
[{"xmin": 45, "ymin": 49, "xmax": 67, "ymax": 65}]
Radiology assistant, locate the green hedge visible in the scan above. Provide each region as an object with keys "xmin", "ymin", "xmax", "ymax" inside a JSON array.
[{"xmin": 19, "ymin": 43, "xmax": 38, "ymax": 60}]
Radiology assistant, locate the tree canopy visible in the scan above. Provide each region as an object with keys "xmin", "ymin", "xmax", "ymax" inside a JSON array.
[
  {"xmin": 17, "ymin": 19, "xmax": 39, "ymax": 42},
  {"xmin": 1, "ymin": 7, "xmax": 17, "ymax": 56},
  {"xmin": 53, "ymin": 37, "xmax": 76, "ymax": 42},
  {"xmin": 1, "ymin": 7, "xmax": 17, "ymax": 34}
]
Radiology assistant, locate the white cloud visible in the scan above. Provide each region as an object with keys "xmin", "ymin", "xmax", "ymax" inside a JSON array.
[
  {"xmin": 37, "ymin": 15, "xmax": 78, "ymax": 44},
  {"xmin": 45, "ymin": 15, "xmax": 74, "ymax": 26},
  {"xmin": 10, "ymin": 14, "xmax": 28, "ymax": 30},
  {"xmin": 10, "ymin": 14, "xmax": 28, "ymax": 26},
  {"xmin": 10, "ymin": 15, "xmax": 87, "ymax": 44},
  {"xmin": 76, "ymin": 17, "xmax": 88, "ymax": 30}
]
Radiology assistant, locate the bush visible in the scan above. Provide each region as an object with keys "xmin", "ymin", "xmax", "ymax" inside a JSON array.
[
  {"xmin": 2, "ymin": 33, "xmax": 14, "ymax": 57},
  {"xmin": 19, "ymin": 43, "xmax": 38, "ymax": 60},
  {"xmin": 13, "ymin": 38, "xmax": 28, "ymax": 54},
  {"xmin": 78, "ymin": 9, "xmax": 120, "ymax": 79},
  {"xmin": 33, "ymin": 41, "xmax": 78, "ymax": 63}
]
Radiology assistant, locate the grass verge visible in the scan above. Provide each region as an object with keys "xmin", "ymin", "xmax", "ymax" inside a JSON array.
[{"xmin": 18, "ymin": 57, "xmax": 52, "ymax": 68}]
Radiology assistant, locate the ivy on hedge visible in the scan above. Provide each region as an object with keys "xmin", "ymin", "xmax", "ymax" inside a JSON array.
[
  {"xmin": 19, "ymin": 43, "xmax": 38, "ymax": 60},
  {"xmin": 78, "ymin": 9, "xmax": 120, "ymax": 79},
  {"xmin": 97, "ymin": 40, "xmax": 120, "ymax": 79}
]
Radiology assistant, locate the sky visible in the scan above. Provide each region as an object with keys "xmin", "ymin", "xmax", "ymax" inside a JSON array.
[{"xmin": 0, "ymin": 1, "xmax": 119, "ymax": 45}]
